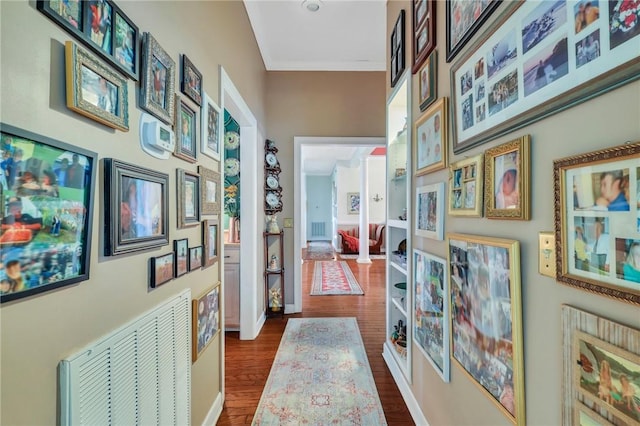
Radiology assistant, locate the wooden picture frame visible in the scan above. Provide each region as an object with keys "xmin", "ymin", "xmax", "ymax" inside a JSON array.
[
  {"xmin": 573, "ymin": 404, "xmax": 615, "ymax": 426},
  {"xmin": 449, "ymin": 154, "xmax": 484, "ymax": 217},
  {"xmin": 192, "ymin": 282, "xmax": 221, "ymax": 362},
  {"xmin": 198, "ymin": 166, "xmax": 220, "ymax": 215},
  {"xmin": 174, "ymin": 95, "xmax": 198, "ymax": 163},
  {"xmin": 415, "ymin": 182, "xmax": 445, "ymax": 240},
  {"xmin": 176, "ymin": 169, "xmax": 200, "ymax": 228},
  {"xmin": 64, "ymin": 41, "xmax": 129, "ymax": 131},
  {"xmin": 446, "ymin": 0, "xmax": 502, "ymax": 62},
  {"xmin": 553, "ymin": 142, "xmax": 640, "ymax": 305},
  {"xmin": 390, "ymin": 10, "xmax": 406, "ymax": 88},
  {"xmin": 174, "ymin": 238, "xmax": 188, "ymax": 278},
  {"xmin": 201, "ymin": 92, "xmax": 221, "ymax": 161},
  {"xmin": 448, "ymin": 233, "xmax": 524, "ymax": 425},
  {"xmin": 139, "ymin": 32, "xmax": 176, "ymax": 125},
  {"xmin": 202, "ymin": 219, "xmax": 219, "ymax": 269},
  {"xmin": 189, "ymin": 246, "xmax": 203, "ymax": 271},
  {"xmin": 150, "ymin": 252, "xmax": 174, "ymax": 288},
  {"xmin": 180, "ymin": 55, "xmax": 202, "ymax": 106},
  {"xmin": 484, "ymin": 135, "xmax": 530, "ymax": 220},
  {"xmin": 418, "ymin": 50, "xmax": 437, "ymax": 112},
  {"xmin": 104, "ymin": 158, "xmax": 169, "ymax": 256},
  {"xmin": 414, "ymin": 97, "xmax": 448, "ymax": 176},
  {"xmin": 412, "ymin": 0, "xmax": 436, "ymax": 74},
  {"xmin": 347, "ymin": 192, "xmax": 360, "ymax": 215}
]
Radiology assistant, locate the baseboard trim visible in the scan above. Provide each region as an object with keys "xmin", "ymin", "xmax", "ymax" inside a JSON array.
[{"xmin": 201, "ymin": 391, "xmax": 223, "ymax": 426}]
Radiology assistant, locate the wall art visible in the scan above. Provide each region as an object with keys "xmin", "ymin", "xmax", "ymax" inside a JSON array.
[
  {"xmin": 448, "ymin": 153, "xmax": 484, "ymax": 217},
  {"xmin": 415, "ymin": 182, "xmax": 444, "ymax": 240},
  {"xmin": 150, "ymin": 252, "xmax": 174, "ymax": 288},
  {"xmin": 140, "ymin": 32, "xmax": 175, "ymax": 125},
  {"xmin": 177, "ymin": 168, "xmax": 200, "ymax": 228},
  {"xmin": 192, "ymin": 282, "xmax": 220, "ymax": 361},
  {"xmin": 412, "ymin": 0, "xmax": 436, "ymax": 73},
  {"xmin": 418, "ymin": 50, "xmax": 438, "ymax": 111},
  {"xmin": 390, "ymin": 10, "xmax": 406, "ymax": 87},
  {"xmin": 446, "ymin": 0, "xmax": 502, "ymax": 62},
  {"xmin": 414, "ymin": 97, "xmax": 448, "ymax": 176},
  {"xmin": 201, "ymin": 92, "xmax": 221, "ymax": 161}
]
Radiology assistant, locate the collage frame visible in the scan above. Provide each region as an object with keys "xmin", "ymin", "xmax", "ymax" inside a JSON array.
[
  {"xmin": 448, "ymin": 153, "xmax": 484, "ymax": 217},
  {"xmin": 192, "ymin": 282, "xmax": 221, "ymax": 362}
]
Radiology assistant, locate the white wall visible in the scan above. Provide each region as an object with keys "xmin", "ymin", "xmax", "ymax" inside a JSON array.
[
  {"xmin": 305, "ymin": 175, "xmax": 333, "ymax": 240},
  {"xmin": 336, "ymin": 157, "xmax": 387, "ymax": 225}
]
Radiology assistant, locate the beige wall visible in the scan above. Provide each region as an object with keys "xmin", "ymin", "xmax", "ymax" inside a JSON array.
[
  {"xmin": 388, "ymin": 1, "xmax": 640, "ymax": 425},
  {"xmin": 0, "ymin": 1, "xmax": 265, "ymax": 424}
]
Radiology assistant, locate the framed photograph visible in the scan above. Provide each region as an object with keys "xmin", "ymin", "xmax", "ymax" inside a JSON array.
[
  {"xmin": 189, "ymin": 246, "xmax": 203, "ymax": 271},
  {"xmin": 202, "ymin": 219, "xmax": 219, "ymax": 269},
  {"xmin": 412, "ymin": 0, "xmax": 436, "ymax": 74},
  {"xmin": 198, "ymin": 166, "xmax": 220, "ymax": 215},
  {"xmin": 177, "ymin": 169, "xmax": 200, "ymax": 228},
  {"xmin": 413, "ymin": 249, "xmax": 450, "ymax": 382},
  {"xmin": 64, "ymin": 41, "xmax": 129, "ymax": 131},
  {"xmin": 414, "ymin": 97, "xmax": 448, "ymax": 176},
  {"xmin": 390, "ymin": 10, "xmax": 406, "ymax": 87},
  {"xmin": 450, "ymin": 1, "xmax": 640, "ymax": 153},
  {"xmin": 174, "ymin": 238, "xmax": 188, "ymax": 278},
  {"xmin": 484, "ymin": 135, "xmax": 530, "ymax": 220},
  {"xmin": 181, "ymin": 55, "xmax": 202, "ymax": 106},
  {"xmin": 201, "ymin": 92, "xmax": 221, "ymax": 161},
  {"xmin": 415, "ymin": 183, "xmax": 445, "ymax": 240},
  {"xmin": 449, "ymin": 154, "xmax": 484, "ymax": 217},
  {"xmin": 37, "ymin": 0, "xmax": 140, "ymax": 80},
  {"xmin": 418, "ymin": 50, "xmax": 438, "ymax": 111},
  {"xmin": 140, "ymin": 32, "xmax": 176, "ymax": 125},
  {"xmin": 573, "ymin": 404, "xmax": 614, "ymax": 426},
  {"xmin": 0, "ymin": 124, "xmax": 97, "ymax": 304},
  {"xmin": 192, "ymin": 282, "xmax": 220, "ymax": 361},
  {"xmin": 448, "ymin": 233, "xmax": 524, "ymax": 424},
  {"xmin": 174, "ymin": 95, "xmax": 198, "ymax": 163},
  {"xmin": 347, "ymin": 192, "xmax": 360, "ymax": 214},
  {"xmin": 104, "ymin": 158, "xmax": 169, "ymax": 256},
  {"xmin": 446, "ymin": 0, "xmax": 502, "ymax": 62},
  {"xmin": 553, "ymin": 142, "xmax": 640, "ymax": 305},
  {"xmin": 150, "ymin": 252, "xmax": 174, "ymax": 288}
]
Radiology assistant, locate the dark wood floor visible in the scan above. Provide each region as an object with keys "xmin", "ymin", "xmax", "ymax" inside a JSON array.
[{"xmin": 217, "ymin": 254, "xmax": 414, "ymax": 425}]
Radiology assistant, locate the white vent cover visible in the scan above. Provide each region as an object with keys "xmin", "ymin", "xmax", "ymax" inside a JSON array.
[{"xmin": 59, "ymin": 290, "xmax": 191, "ymax": 425}]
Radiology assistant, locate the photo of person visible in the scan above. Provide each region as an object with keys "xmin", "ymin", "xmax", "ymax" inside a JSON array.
[
  {"xmin": 196, "ymin": 287, "xmax": 220, "ymax": 355},
  {"xmin": 86, "ymin": 0, "xmax": 112, "ymax": 54},
  {"xmin": 609, "ymin": 0, "xmax": 640, "ymax": 50},
  {"xmin": 521, "ymin": 0, "xmax": 567, "ymax": 54},
  {"xmin": 573, "ymin": 216, "xmax": 610, "ymax": 274},
  {"xmin": 416, "ymin": 112, "xmax": 443, "ymax": 169},
  {"xmin": 175, "ymin": 239, "xmax": 188, "ymax": 276},
  {"xmin": 494, "ymin": 151, "xmax": 519, "ymax": 209},
  {"xmin": 180, "ymin": 110, "xmax": 194, "ymax": 151},
  {"xmin": 475, "ymin": 104, "xmax": 486, "ymax": 122},
  {"xmin": 420, "ymin": 63, "xmax": 430, "ymax": 103},
  {"xmin": 50, "ymin": 0, "xmax": 82, "ymax": 28},
  {"xmin": 120, "ymin": 176, "xmax": 163, "ymax": 240},
  {"xmin": 184, "ymin": 180, "xmax": 196, "ymax": 218},
  {"xmin": 474, "ymin": 57, "xmax": 485, "ymax": 79},
  {"xmin": 464, "ymin": 181, "xmax": 476, "ymax": 208},
  {"xmin": 207, "ymin": 103, "xmax": 219, "ymax": 153},
  {"xmin": 114, "ymin": 14, "xmax": 135, "ymax": 73},
  {"xmin": 417, "ymin": 190, "xmax": 437, "ymax": 232},
  {"xmin": 189, "ymin": 246, "xmax": 202, "ymax": 270},
  {"xmin": 488, "ymin": 70, "xmax": 519, "ymax": 116},
  {"xmin": 576, "ymin": 30, "xmax": 601, "ymax": 68},
  {"xmin": 151, "ymin": 56, "xmax": 167, "ymax": 108},
  {"xmin": 575, "ymin": 0, "xmax": 600, "ymax": 34},
  {"xmin": 80, "ymin": 66, "xmax": 117, "ymax": 115},
  {"xmin": 573, "ymin": 169, "xmax": 630, "ymax": 211},
  {"xmin": 615, "ymin": 239, "xmax": 640, "ymax": 283},
  {"xmin": 523, "ymin": 37, "xmax": 569, "ymax": 96},
  {"xmin": 475, "ymin": 81, "xmax": 485, "ymax": 102},
  {"xmin": 461, "ymin": 70, "xmax": 473, "ymax": 96},
  {"xmin": 461, "ymin": 95, "xmax": 474, "ymax": 131},
  {"xmin": 449, "ymin": 0, "xmax": 495, "ymax": 48}
]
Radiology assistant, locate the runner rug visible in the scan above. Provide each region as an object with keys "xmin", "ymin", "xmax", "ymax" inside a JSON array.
[
  {"xmin": 252, "ymin": 317, "xmax": 387, "ymax": 426},
  {"xmin": 303, "ymin": 241, "xmax": 335, "ymax": 261},
  {"xmin": 339, "ymin": 254, "xmax": 387, "ymax": 260},
  {"xmin": 311, "ymin": 261, "xmax": 364, "ymax": 295}
]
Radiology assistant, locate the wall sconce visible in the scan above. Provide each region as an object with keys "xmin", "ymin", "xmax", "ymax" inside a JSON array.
[{"xmin": 372, "ymin": 193, "xmax": 383, "ymax": 202}]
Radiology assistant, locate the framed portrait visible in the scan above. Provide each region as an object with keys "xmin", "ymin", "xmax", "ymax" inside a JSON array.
[
  {"xmin": 189, "ymin": 246, "xmax": 203, "ymax": 271},
  {"xmin": 140, "ymin": 32, "xmax": 176, "ymax": 125},
  {"xmin": 413, "ymin": 249, "xmax": 450, "ymax": 382},
  {"xmin": 181, "ymin": 55, "xmax": 202, "ymax": 106},
  {"xmin": 448, "ymin": 233, "xmax": 524, "ymax": 425},
  {"xmin": 202, "ymin": 219, "xmax": 219, "ymax": 269},
  {"xmin": 390, "ymin": 10, "xmax": 406, "ymax": 87},
  {"xmin": 104, "ymin": 158, "xmax": 169, "ymax": 256},
  {"xmin": 553, "ymin": 142, "xmax": 640, "ymax": 305},
  {"xmin": 174, "ymin": 95, "xmax": 198, "ymax": 163},
  {"xmin": 0, "ymin": 124, "xmax": 97, "ymax": 304},
  {"xmin": 573, "ymin": 404, "xmax": 614, "ymax": 426},
  {"xmin": 414, "ymin": 97, "xmax": 448, "ymax": 176},
  {"xmin": 418, "ymin": 50, "xmax": 437, "ymax": 112},
  {"xmin": 192, "ymin": 282, "xmax": 221, "ymax": 361},
  {"xmin": 484, "ymin": 135, "xmax": 530, "ymax": 220},
  {"xmin": 198, "ymin": 166, "xmax": 220, "ymax": 215},
  {"xmin": 177, "ymin": 169, "xmax": 200, "ymax": 228},
  {"xmin": 446, "ymin": 0, "xmax": 502, "ymax": 62},
  {"xmin": 150, "ymin": 252, "xmax": 174, "ymax": 288},
  {"xmin": 201, "ymin": 92, "xmax": 221, "ymax": 161},
  {"xmin": 174, "ymin": 238, "xmax": 188, "ymax": 278},
  {"xmin": 347, "ymin": 192, "xmax": 360, "ymax": 214},
  {"xmin": 412, "ymin": 0, "xmax": 436, "ymax": 74},
  {"xmin": 415, "ymin": 183, "xmax": 445, "ymax": 240},
  {"xmin": 64, "ymin": 41, "xmax": 129, "ymax": 131},
  {"xmin": 449, "ymin": 154, "xmax": 484, "ymax": 217}
]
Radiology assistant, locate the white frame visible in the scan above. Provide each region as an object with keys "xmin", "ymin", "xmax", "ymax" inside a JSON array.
[
  {"xmin": 415, "ymin": 182, "xmax": 445, "ymax": 240},
  {"xmin": 201, "ymin": 91, "xmax": 221, "ymax": 161}
]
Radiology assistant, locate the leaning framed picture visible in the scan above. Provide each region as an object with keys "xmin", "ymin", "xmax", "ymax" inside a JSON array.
[
  {"xmin": 65, "ymin": 41, "xmax": 129, "ymax": 131},
  {"xmin": 104, "ymin": 158, "xmax": 169, "ymax": 256},
  {"xmin": 140, "ymin": 32, "xmax": 176, "ymax": 125},
  {"xmin": 189, "ymin": 246, "xmax": 203, "ymax": 271},
  {"xmin": 202, "ymin": 219, "xmax": 219, "ymax": 269},
  {"xmin": 181, "ymin": 55, "xmax": 202, "ymax": 106},
  {"xmin": 192, "ymin": 282, "xmax": 221, "ymax": 362},
  {"xmin": 449, "ymin": 154, "xmax": 484, "ymax": 217},
  {"xmin": 198, "ymin": 166, "xmax": 220, "ymax": 215},
  {"xmin": 553, "ymin": 142, "xmax": 640, "ymax": 305},
  {"xmin": 177, "ymin": 169, "xmax": 200, "ymax": 228},
  {"xmin": 446, "ymin": 0, "xmax": 502, "ymax": 62},
  {"xmin": 150, "ymin": 252, "xmax": 174, "ymax": 288},
  {"xmin": 0, "ymin": 123, "xmax": 97, "ymax": 304},
  {"xmin": 174, "ymin": 238, "xmax": 188, "ymax": 278},
  {"xmin": 174, "ymin": 95, "xmax": 198, "ymax": 163},
  {"xmin": 415, "ymin": 182, "xmax": 445, "ymax": 240},
  {"xmin": 448, "ymin": 233, "xmax": 524, "ymax": 424},
  {"xmin": 418, "ymin": 50, "xmax": 437, "ymax": 112},
  {"xmin": 201, "ymin": 92, "xmax": 221, "ymax": 161},
  {"xmin": 412, "ymin": 0, "xmax": 436, "ymax": 74},
  {"xmin": 414, "ymin": 97, "xmax": 448, "ymax": 176},
  {"xmin": 347, "ymin": 192, "xmax": 360, "ymax": 214}
]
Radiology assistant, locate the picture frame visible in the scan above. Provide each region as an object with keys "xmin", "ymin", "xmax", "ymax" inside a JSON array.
[
  {"xmin": 553, "ymin": 142, "xmax": 640, "ymax": 305},
  {"xmin": 390, "ymin": 10, "xmax": 406, "ymax": 88},
  {"xmin": 192, "ymin": 282, "xmax": 220, "ymax": 362},
  {"xmin": 140, "ymin": 32, "xmax": 176, "ymax": 125},
  {"xmin": 174, "ymin": 238, "xmax": 188, "ymax": 278},
  {"xmin": 174, "ymin": 95, "xmax": 198, "ymax": 163},
  {"xmin": 198, "ymin": 166, "xmax": 220, "ymax": 215},
  {"xmin": 446, "ymin": 0, "xmax": 502, "ymax": 62},
  {"xmin": 37, "ymin": 0, "xmax": 140, "ymax": 80},
  {"xmin": 573, "ymin": 403, "xmax": 614, "ymax": 426},
  {"xmin": 450, "ymin": 1, "xmax": 640, "ymax": 153},
  {"xmin": 189, "ymin": 246, "xmax": 203, "ymax": 271},
  {"xmin": 104, "ymin": 158, "xmax": 169, "ymax": 256},
  {"xmin": 448, "ymin": 233, "xmax": 524, "ymax": 424},
  {"xmin": 202, "ymin": 219, "xmax": 219, "ymax": 269},
  {"xmin": 64, "ymin": 41, "xmax": 129, "ymax": 131},
  {"xmin": 414, "ymin": 97, "xmax": 448, "ymax": 176},
  {"xmin": 176, "ymin": 169, "xmax": 200, "ymax": 228},
  {"xmin": 201, "ymin": 92, "xmax": 221, "ymax": 161},
  {"xmin": 418, "ymin": 50, "xmax": 437, "ymax": 112},
  {"xmin": 0, "ymin": 123, "xmax": 97, "ymax": 304},
  {"xmin": 413, "ymin": 249, "xmax": 450, "ymax": 382},
  {"xmin": 484, "ymin": 135, "xmax": 530, "ymax": 220},
  {"xmin": 412, "ymin": 0, "xmax": 436, "ymax": 74},
  {"xmin": 347, "ymin": 192, "xmax": 360, "ymax": 214},
  {"xmin": 415, "ymin": 183, "xmax": 445, "ymax": 240},
  {"xmin": 180, "ymin": 55, "xmax": 202, "ymax": 106},
  {"xmin": 448, "ymin": 153, "xmax": 484, "ymax": 217},
  {"xmin": 150, "ymin": 252, "xmax": 174, "ymax": 288}
]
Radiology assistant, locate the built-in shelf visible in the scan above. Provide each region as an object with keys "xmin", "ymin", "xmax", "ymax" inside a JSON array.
[
  {"xmin": 387, "ymin": 219, "xmax": 408, "ymax": 229},
  {"xmin": 391, "ymin": 297, "xmax": 407, "ymax": 316},
  {"xmin": 390, "ymin": 261, "xmax": 407, "ymax": 275}
]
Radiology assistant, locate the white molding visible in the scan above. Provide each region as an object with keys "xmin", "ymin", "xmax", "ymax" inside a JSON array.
[
  {"xmin": 265, "ymin": 60, "xmax": 385, "ymax": 72},
  {"xmin": 382, "ymin": 346, "xmax": 429, "ymax": 426},
  {"xmin": 201, "ymin": 392, "xmax": 223, "ymax": 426}
]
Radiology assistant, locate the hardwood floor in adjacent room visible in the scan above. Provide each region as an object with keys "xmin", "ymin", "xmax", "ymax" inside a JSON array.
[{"xmin": 217, "ymin": 256, "xmax": 415, "ymax": 425}]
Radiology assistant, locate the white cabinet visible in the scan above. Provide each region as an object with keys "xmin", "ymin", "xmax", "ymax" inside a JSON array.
[{"xmin": 224, "ymin": 244, "xmax": 240, "ymax": 330}]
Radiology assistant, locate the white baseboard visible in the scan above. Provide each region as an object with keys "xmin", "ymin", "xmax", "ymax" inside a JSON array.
[
  {"xmin": 201, "ymin": 391, "xmax": 223, "ymax": 426},
  {"xmin": 382, "ymin": 346, "xmax": 429, "ymax": 426},
  {"xmin": 285, "ymin": 303, "xmax": 297, "ymax": 314}
]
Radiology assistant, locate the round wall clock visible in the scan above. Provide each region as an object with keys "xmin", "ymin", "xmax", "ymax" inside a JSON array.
[
  {"xmin": 224, "ymin": 131, "xmax": 240, "ymax": 150},
  {"xmin": 224, "ymin": 158, "xmax": 240, "ymax": 176}
]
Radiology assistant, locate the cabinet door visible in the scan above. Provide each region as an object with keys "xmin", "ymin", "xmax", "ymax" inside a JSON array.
[{"xmin": 224, "ymin": 262, "xmax": 240, "ymax": 329}]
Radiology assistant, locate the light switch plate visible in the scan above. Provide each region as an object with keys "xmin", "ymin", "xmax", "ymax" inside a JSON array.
[
  {"xmin": 539, "ymin": 232, "xmax": 556, "ymax": 277},
  {"xmin": 283, "ymin": 218, "xmax": 293, "ymax": 228}
]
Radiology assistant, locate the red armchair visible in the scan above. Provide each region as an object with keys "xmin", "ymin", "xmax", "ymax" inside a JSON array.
[{"xmin": 338, "ymin": 223, "xmax": 385, "ymax": 254}]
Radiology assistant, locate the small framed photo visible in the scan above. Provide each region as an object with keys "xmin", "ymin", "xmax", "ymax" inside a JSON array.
[
  {"xmin": 484, "ymin": 135, "xmax": 530, "ymax": 220},
  {"xmin": 174, "ymin": 238, "xmax": 188, "ymax": 278},
  {"xmin": 177, "ymin": 169, "xmax": 200, "ymax": 228},
  {"xmin": 202, "ymin": 219, "xmax": 219, "ymax": 269},
  {"xmin": 347, "ymin": 192, "xmax": 360, "ymax": 215},
  {"xmin": 411, "ymin": 0, "xmax": 435, "ymax": 74},
  {"xmin": 573, "ymin": 404, "xmax": 614, "ymax": 426},
  {"xmin": 201, "ymin": 92, "xmax": 221, "ymax": 161},
  {"xmin": 418, "ymin": 50, "xmax": 437, "ymax": 112},
  {"xmin": 64, "ymin": 41, "xmax": 129, "ymax": 131},
  {"xmin": 150, "ymin": 252, "xmax": 174, "ymax": 288},
  {"xmin": 189, "ymin": 246, "xmax": 203, "ymax": 271},
  {"xmin": 414, "ymin": 97, "xmax": 448, "ymax": 176},
  {"xmin": 198, "ymin": 166, "xmax": 220, "ymax": 215},
  {"xmin": 140, "ymin": 32, "xmax": 176, "ymax": 125},
  {"xmin": 415, "ymin": 182, "xmax": 444, "ymax": 240},
  {"xmin": 390, "ymin": 10, "xmax": 405, "ymax": 87},
  {"xmin": 181, "ymin": 55, "xmax": 202, "ymax": 106},
  {"xmin": 174, "ymin": 95, "xmax": 198, "ymax": 163},
  {"xmin": 192, "ymin": 282, "xmax": 220, "ymax": 362},
  {"xmin": 449, "ymin": 154, "xmax": 484, "ymax": 217}
]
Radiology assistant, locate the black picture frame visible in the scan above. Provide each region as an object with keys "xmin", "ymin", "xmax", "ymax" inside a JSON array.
[
  {"xmin": 0, "ymin": 123, "xmax": 97, "ymax": 304},
  {"xmin": 177, "ymin": 169, "xmax": 200, "ymax": 228},
  {"xmin": 150, "ymin": 252, "xmax": 174, "ymax": 288},
  {"xmin": 104, "ymin": 158, "xmax": 169, "ymax": 256},
  {"xmin": 181, "ymin": 55, "xmax": 203, "ymax": 106},
  {"xmin": 446, "ymin": 0, "xmax": 502, "ymax": 63},
  {"xmin": 174, "ymin": 238, "xmax": 188, "ymax": 278},
  {"xmin": 390, "ymin": 10, "xmax": 406, "ymax": 88},
  {"xmin": 412, "ymin": 0, "xmax": 436, "ymax": 74}
]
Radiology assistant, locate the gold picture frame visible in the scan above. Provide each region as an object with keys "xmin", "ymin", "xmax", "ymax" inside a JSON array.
[
  {"xmin": 448, "ymin": 154, "xmax": 483, "ymax": 217},
  {"xmin": 484, "ymin": 135, "xmax": 530, "ymax": 220},
  {"xmin": 414, "ymin": 97, "xmax": 448, "ymax": 176},
  {"xmin": 192, "ymin": 282, "xmax": 221, "ymax": 362}
]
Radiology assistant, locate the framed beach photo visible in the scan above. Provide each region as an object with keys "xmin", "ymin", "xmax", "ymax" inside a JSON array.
[
  {"xmin": 415, "ymin": 183, "xmax": 445, "ymax": 240},
  {"xmin": 446, "ymin": 0, "xmax": 502, "ymax": 62},
  {"xmin": 202, "ymin": 219, "xmax": 219, "ymax": 269},
  {"xmin": 418, "ymin": 50, "xmax": 437, "ymax": 112},
  {"xmin": 201, "ymin": 92, "xmax": 221, "ymax": 161},
  {"xmin": 192, "ymin": 282, "xmax": 221, "ymax": 362},
  {"xmin": 347, "ymin": 192, "xmax": 360, "ymax": 215},
  {"xmin": 140, "ymin": 32, "xmax": 175, "ymax": 125},
  {"xmin": 177, "ymin": 169, "xmax": 200, "ymax": 228},
  {"xmin": 412, "ymin": 0, "xmax": 436, "ymax": 74},
  {"xmin": 449, "ymin": 154, "xmax": 484, "ymax": 217},
  {"xmin": 150, "ymin": 252, "xmax": 174, "ymax": 288},
  {"xmin": 174, "ymin": 238, "xmax": 188, "ymax": 278},
  {"xmin": 414, "ymin": 97, "xmax": 448, "ymax": 175},
  {"xmin": 198, "ymin": 166, "xmax": 220, "ymax": 215},
  {"xmin": 189, "ymin": 246, "xmax": 203, "ymax": 271},
  {"xmin": 181, "ymin": 55, "xmax": 202, "ymax": 106},
  {"xmin": 174, "ymin": 95, "xmax": 198, "ymax": 163}
]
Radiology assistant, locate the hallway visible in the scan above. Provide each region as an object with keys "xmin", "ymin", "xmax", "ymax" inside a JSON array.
[{"xmin": 218, "ymin": 256, "xmax": 414, "ymax": 425}]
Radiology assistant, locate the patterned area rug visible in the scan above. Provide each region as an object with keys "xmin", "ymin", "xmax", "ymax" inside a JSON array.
[
  {"xmin": 311, "ymin": 261, "xmax": 364, "ymax": 295},
  {"xmin": 339, "ymin": 254, "xmax": 387, "ymax": 260},
  {"xmin": 252, "ymin": 318, "xmax": 387, "ymax": 425},
  {"xmin": 303, "ymin": 241, "xmax": 335, "ymax": 261}
]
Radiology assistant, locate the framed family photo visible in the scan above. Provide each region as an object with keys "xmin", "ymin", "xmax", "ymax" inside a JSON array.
[
  {"xmin": 201, "ymin": 92, "xmax": 221, "ymax": 161},
  {"xmin": 347, "ymin": 192, "xmax": 360, "ymax": 215},
  {"xmin": 177, "ymin": 169, "xmax": 200, "ymax": 228},
  {"xmin": 414, "ymin": 97, "xmax": 448, "ymax": 176},
  {"xmin": 449, "ymin": 154, "xmax": 484, "ymax": 217},
  {"xmin": 189, "ymin": 246, "xmax": 203, "ymax": 271},
  {"xmin": 180, "ymin": 55, "xmax": 202, "ymax": 106},
  {"xmin": 418, "ymin": 50, "xmax": 437, "ymax": 111},
  {"xmin": 150, "ymin": 252, "xmax": 174, "ymax": 288},
  {"xmin": 192, "ymin": 282, "xmax": 221, "ymax": 361},
  {"xmin": 174, "ymin": 238, "xmax": 188, "ymax": 278},
  {"xmin": 202, "ymin": 219, "xmax": 219, "ymax": 269},
  {"xmin": 412, "ymin": 0, "xmax": 436, "ymax": 73},
  {"xmin": 446, "ymin": 0, "xmax": 502, "ymax": 62},
  {"xmin": 390, "ymin": 10, "xmax": 406, "ymax": 87},
  {"xmin": 174, "ymin": 95, "xmax": 198, "ymax": 163},
  {"xmin": 553, "ymin": 142, "xmax": 640, "ymax": 305},
  {"xmin": 140, "ymin": 32, "xmax": 176, "ymax": 125},
  {"xmin": 198, "ymin": 166, "xmax": 220, "ymax": 215},
  {"xmin": 415, "ymin": 183, "xmax": 445, "ymax": 240}
]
